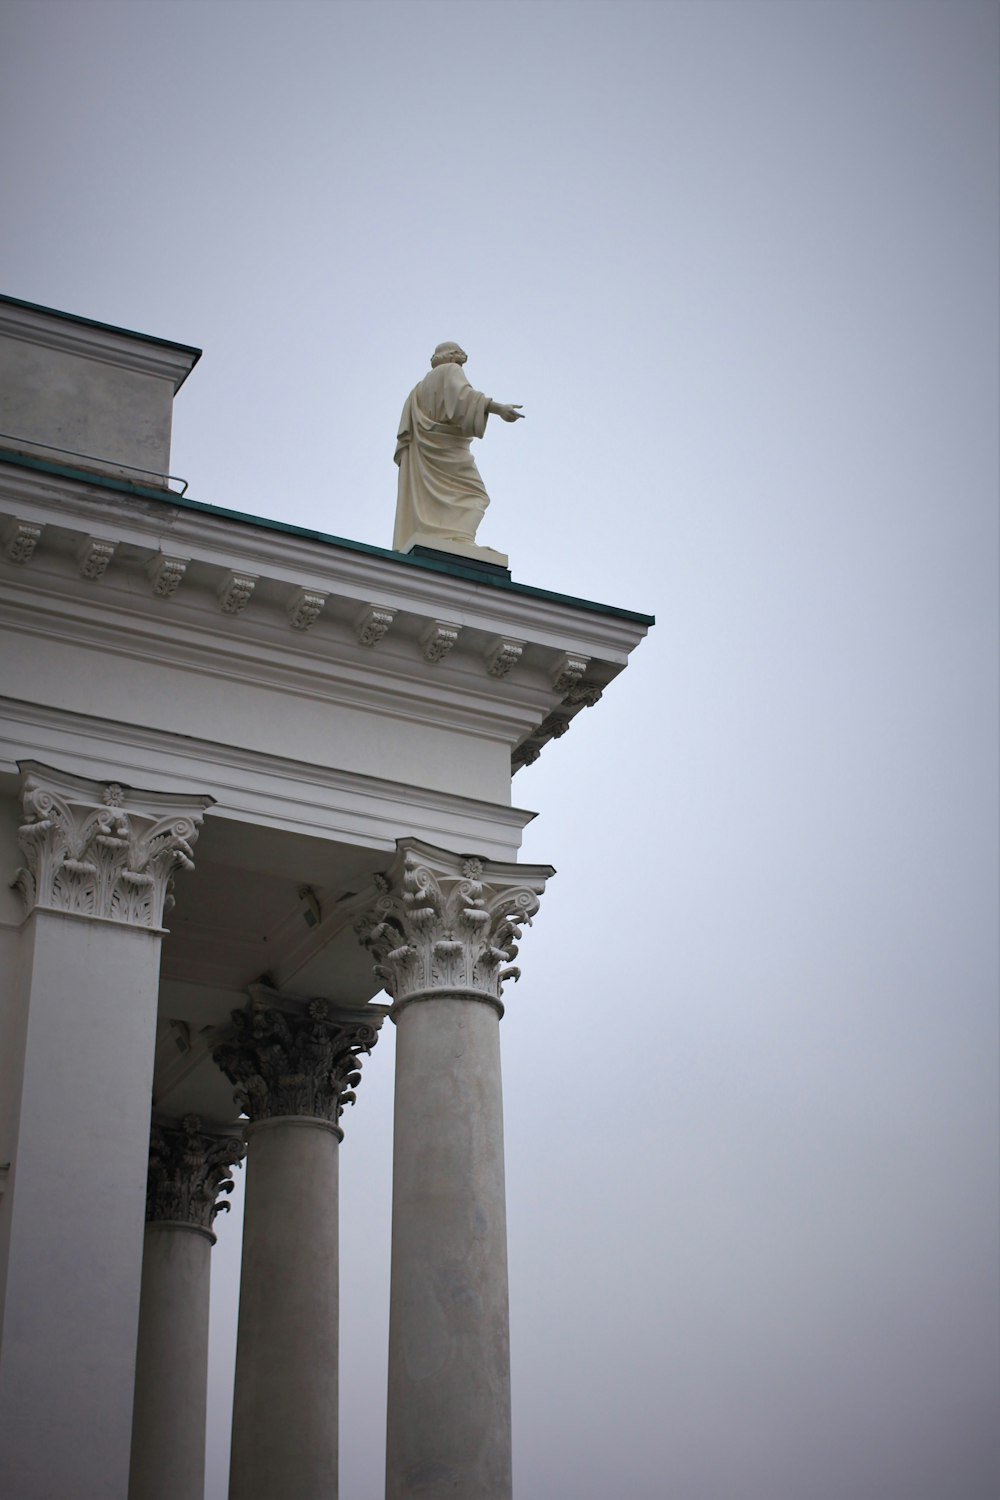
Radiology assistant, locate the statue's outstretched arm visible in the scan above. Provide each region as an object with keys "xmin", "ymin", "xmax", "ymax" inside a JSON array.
[{"xmin": 486, "ymin": 400, "xmax": 525, "ymax": 423}]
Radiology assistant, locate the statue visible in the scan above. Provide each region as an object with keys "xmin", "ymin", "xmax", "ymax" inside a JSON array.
[{"xmin": 393, "ymin": 342, "xmax": 523, "ymax": 567}]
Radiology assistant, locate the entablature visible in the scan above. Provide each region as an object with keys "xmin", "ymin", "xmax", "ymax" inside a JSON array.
[{"xmin": 1, "ymin": 454, "xmax": 652, "ymax": 777}]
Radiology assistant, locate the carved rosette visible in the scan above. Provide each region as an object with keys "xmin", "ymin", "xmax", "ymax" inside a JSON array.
[
  {"xmin": 146, "ymin": 1115, "xmax": 246, "ymax": 1235},
  {"xmin": 13, "ymin": 763, "xmax": 212, "ymax": 928},
  {"xmin": 213, "ymin": 990, "xmax": 383, "ymax": 1134},
  {"xmin": 355, "ymin": 839, "xmax": 553, "ymax": 1018}
]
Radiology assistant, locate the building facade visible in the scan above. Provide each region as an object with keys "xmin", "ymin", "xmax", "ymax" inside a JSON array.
[{"xmin": 0, "ymin": 296, "xmax": 651, "ymax": 1499}]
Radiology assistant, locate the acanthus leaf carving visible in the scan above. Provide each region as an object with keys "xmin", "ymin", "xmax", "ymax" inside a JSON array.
[
  {"xmin": 511, "ymin": 678, "xmax": 604, "ymax": 772},
  {"xmin": 421, "ymin": 620, "xmax": 461, "ymax": 664},
  {"xmin": 288, "ymin": 587, "xmax": 327, "ymax": 631},
  {"xmin": 355, "ymin": 604, "xmax": 396, "ymax": 646},
  {"xmin": 14, "ymin": 763, "xmax": 211, "ymax": 928},
  {"xmin": 6, "ymin": 520, "xmax": 42, "ymax": 565},
  {"xmin": 354, "ymin": 841, "xmax": 551, "ymax": 1016},
  {"xmin": 485, "ymin": 638, "xmax": 524, "ymax": 679},
  {"xmin": 218, "ymin": 571, "xmax": 257, "ymax": 614},
  {"xmin": 146, "ymin": 1115, "xmax": 246, "ymax": 1233},
  {"xmin": 213, "ymin": 988, "xmax": 384, "ymax": 1131},
  {"xmin": 562, "ymin": 679, "xmax": 603, "ymax": 709},
  {"xmin": 148, "ymin": 554, "xmax": 189, "ymax": 597},
  {"xmin": 78, "ymin": 536, "xmax": 116, "ymax": 580},
  {"xmin": 551, "ymin": 653, "xmax": 590, "ymax": 696}
]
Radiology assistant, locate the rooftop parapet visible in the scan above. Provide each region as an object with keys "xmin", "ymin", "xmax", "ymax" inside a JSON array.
[{"xmin": 0, "ymin": 295, "xmax": 200, "ymax": 490}]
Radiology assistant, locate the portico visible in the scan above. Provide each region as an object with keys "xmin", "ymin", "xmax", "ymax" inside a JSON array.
[{"xmin": 0, "ymin": 295, "xmax": 651, "ymax": 1498}]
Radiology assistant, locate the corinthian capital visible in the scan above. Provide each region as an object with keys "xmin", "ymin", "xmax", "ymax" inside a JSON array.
[
  {"xmin": 146, "ymin": 1116, "xmax": 246, "ymax": 1236},
  {"xmin": 13, "ymin": 762, "xmax": 214, "ymax": 928},
  {"xmin": 355, "ymin": 839, "xmax": 554, "ymax": 1017},
  {"xmin": 213, "ymin": 986, "xmax": 384, "ymax": 1133}
]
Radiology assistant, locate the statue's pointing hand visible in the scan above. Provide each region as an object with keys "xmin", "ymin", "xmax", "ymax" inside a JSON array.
[{"xmin": 487, "ymin": 401, "xmax": 524, "ymax": 423}]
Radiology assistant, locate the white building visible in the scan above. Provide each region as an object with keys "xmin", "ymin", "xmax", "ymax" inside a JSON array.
[{"xmin": 0, "ymin": 295, "xmax": 651, "ymax": 1500}]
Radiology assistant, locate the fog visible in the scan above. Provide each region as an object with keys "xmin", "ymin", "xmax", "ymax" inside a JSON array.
[{"xmin": 2, "ymin": 2, "xmax": 996, "ymax": 1495}]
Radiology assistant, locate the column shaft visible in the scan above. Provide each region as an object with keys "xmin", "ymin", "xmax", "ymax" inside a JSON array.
[
  {"xmin": 128, "ymin": 1223, "xmax": 213, "ymax": 1500},
  {"xmin": 0, "ymin": 909, "xmax": 162, "ymax": 1500},
  {"xmin": 229, "ymin": 1119, "xmax": 340, "ymax": 1500},
  {"xmin": 386, "ymin": 997, "xmax": 511, "ymax": 1500},
  {"xmin": 355, "ymin": 840, "xmax": 551, "ymax": 1500}
]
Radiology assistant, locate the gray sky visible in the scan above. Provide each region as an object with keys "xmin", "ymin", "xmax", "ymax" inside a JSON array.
[{"xmin": 2, "ymin": 1, "xmax": 997, "ymax": 1497}]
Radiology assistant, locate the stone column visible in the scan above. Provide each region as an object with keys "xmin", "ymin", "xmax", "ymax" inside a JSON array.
[
  {"xmin": 215, "ymin": 985, "xmax": 384, "ymax": 1500},
  {"xmin": 128, "ymin": 1115, "xmax": 246, "ymax": 1500},
  {"xmin": 0, "ymin": 762, "xmax": 211, "ymax": 1500},
  {"xmin": 356, "ymin": 839, "xmax": 553, "ymax": 1500}
]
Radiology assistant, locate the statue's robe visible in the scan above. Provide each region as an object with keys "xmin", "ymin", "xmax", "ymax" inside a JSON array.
[{"xmin": 393, "ymin": 362, "xmax": 492, "ymax": 552}]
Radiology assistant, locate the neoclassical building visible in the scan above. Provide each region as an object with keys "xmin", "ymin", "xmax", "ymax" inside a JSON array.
[{"xmin": 0, "ymin": 296, "xmax": 651, "ymax": 1500}]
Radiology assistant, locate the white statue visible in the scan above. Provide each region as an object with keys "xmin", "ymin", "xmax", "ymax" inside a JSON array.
[{"xmin": 393, "ymin": 342, "xmax": 523, "ymax": 567}]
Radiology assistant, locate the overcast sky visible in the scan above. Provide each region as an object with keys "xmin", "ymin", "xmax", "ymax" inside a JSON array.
[{"xmin": 2, "ymin": 2, "xmax": 997, "ymax": 1497}]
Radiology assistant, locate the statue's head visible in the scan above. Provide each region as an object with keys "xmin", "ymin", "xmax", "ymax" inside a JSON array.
[{"xmin": 430, "ymin": 342, "xmax": 467, "ymax": 367}]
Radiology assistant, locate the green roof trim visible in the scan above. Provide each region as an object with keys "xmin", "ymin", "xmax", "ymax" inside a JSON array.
[
  {"xmin": 0, "ymin": 293, "xmax": 202, "ymax": 365},
  {"xmin": 0, "ymin": 447, "xmax": 655, "ymax": 626}
]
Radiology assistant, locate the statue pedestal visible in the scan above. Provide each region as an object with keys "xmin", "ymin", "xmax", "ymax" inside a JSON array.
[{"xmin": 404, "ymin": 536, "xmax": 509, "ymax": 572}]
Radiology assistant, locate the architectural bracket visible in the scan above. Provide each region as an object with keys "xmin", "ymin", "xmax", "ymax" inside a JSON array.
[
  {"xmin": 5, "ymin": 518, "xmax": 42, "ymax": 565},
  {"xmin": 218, "ymin": 571, "xmax": 257, "ymax": 614},
  {"xmin": 78, "ymin": 536, "xmax": 116, "ymax": 580},
  {"xmin": 485, "ymin": 637, "xmax": 524, "ymax": 679},
  {"xmin": 355, "ymin": 604, "xmax": 396, "ymax": 646},
  {"xmin": 420, "ymin": 619, "xmax": 461, "ymax": 664},
  {"xmin": 287, "ymin": 587, "xmax": 327, "ymax": 631},
  {"xmin": 148, "ymin": 554, "xmax": 189, "ymax": 598}
]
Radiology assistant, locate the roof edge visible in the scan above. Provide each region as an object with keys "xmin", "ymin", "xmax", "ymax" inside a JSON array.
[
  {"xmin": 0, "ymin": 447, "xmax": 655, "ymax": 627},
  {"xmin": 0, "ymin": 293, "xmax": 203, "ymax": 363}
]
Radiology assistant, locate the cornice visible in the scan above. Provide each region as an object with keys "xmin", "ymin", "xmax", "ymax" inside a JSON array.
[
  {"xmin": 1, "ymin": 461, "xmax": 650, "ymax": 773},
  {"xmin": 0, "ymin": 301, "xmax": 200, "ymax": 390},
  {"xmin": 0, "ymin": 459, "xmax": 650, "ymax": 658}
]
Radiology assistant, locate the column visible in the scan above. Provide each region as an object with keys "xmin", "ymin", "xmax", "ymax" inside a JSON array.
[
  {"xmin": 356, "ymin": 838, "xmax": 553, "ymax": 1500},
  {"xmin": 128, "ymin": 1115, "xmax": 246, "ymax": 1500},
  {"xmin": 215, "ymin": 985, "xmax": 384, "ymax": 1500},
  {"xmin": 0, "ymin": 762, "xmax": 211, "ymax": 1500}
]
